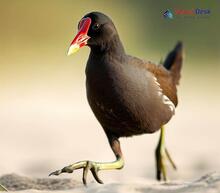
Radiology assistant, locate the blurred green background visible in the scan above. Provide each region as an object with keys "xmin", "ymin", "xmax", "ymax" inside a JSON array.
[
  {"xmin": 0, "ymin": 0, "xmax": 220, "ymax": 181},
  {"xmin": 0, "ymin": 0, "xmax": 219, "ymax": 90}
]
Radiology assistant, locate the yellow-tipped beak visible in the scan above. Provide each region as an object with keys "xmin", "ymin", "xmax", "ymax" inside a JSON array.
[
  {"xmin": 67, "ymin": 17, "xmax": 91, "ymax": 56},
  {"xmin": 67, "ymin": 44, "xmax": 80, "ymax": 56}
]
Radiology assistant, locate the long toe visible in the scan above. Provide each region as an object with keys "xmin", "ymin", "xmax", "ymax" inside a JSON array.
[
  {"xmin": 49, "ymin": 160, "xmax": 105, "ymax": 186},
  {"xmin": 0, "ymin": 184, "xmax": 7, "ymax": 191}
]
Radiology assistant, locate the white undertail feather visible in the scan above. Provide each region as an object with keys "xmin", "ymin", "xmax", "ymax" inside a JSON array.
[{"xmin": 154, "ymin": 77, "xmax": 175, "ymax": 114}]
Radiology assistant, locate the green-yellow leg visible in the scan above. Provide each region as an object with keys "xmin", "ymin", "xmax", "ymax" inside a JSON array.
[
  {"xmin": 0, "ymin": 184, "xmax": 7, "ymax": 191},
  {"xmin": 49, "ymin": 137, "xmax": 124, "ymax": 185},
  {"xmin": 155, "ymin": 126, "xmax": 177, "ymax": 181}
]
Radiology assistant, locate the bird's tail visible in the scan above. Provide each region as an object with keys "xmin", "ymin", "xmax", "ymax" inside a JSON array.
[{"xmin": 163, "ymin": 42, "xmax": 184, "ymax": 85}]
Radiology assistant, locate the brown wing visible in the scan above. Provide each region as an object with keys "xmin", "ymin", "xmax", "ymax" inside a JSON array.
[
  {"xmin": 145, "ymin": 62, "xmax": 178, "ymax": 106},
  {"xmin": 126, "ymin": 55, "xmax": 178, "ymax": 107}
]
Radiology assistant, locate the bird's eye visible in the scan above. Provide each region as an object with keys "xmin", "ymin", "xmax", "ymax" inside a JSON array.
[{"xmin": 92, "ymin": 23, "xmax": 100, "ymax": 30}]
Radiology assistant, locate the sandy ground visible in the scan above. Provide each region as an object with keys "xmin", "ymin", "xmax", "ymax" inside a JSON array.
[
  {"xmin": 0, "ymin": 76, "xmax": 220, "ymax": 192},
  {"xmin": 0, "ymin": 172, "xmax": 220, "ymax": 193}
]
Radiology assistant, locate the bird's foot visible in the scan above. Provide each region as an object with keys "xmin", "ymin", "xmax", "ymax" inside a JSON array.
[
  {"xmin": 0, "ymin": 184, "xmax": 7, "ymax": 191},
  {"xmin": 49, "ymin": 160, "xmax": 103, "ymax": 185},
  {"xmin": 155, "ymin": 126, "xmax": 177, "ymax": 181},
  {"xmin": 49, "ymin": 156, "xmax": 124, "ymax": 185}
]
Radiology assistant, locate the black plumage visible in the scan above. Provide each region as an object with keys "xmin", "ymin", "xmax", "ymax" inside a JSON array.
[{"xmin": 50, "ymin": 11, "xmax": 183, "ymax": 184}]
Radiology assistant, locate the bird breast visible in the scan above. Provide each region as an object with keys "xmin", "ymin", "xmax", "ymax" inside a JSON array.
[{"xmin": 86, "ymin": 60, "xmax": 175, "ymax": 136}]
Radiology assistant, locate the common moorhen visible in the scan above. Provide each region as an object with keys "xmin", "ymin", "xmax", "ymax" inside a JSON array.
[{"xmin": 49, "ymin": 11, "xmax": 183, "ymax": 185}]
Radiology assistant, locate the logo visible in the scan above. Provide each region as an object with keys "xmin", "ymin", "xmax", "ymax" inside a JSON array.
[
  {"xmin": 163, "ymin": 9, "xmax": 174, "ymax": 19},
  {"xmin": 175, "ymin": 8, "xmax": 210, "ymax": 15},
  {"xmin": 163, "ymin": 8, "xmax": 210, "ymax": 19}
]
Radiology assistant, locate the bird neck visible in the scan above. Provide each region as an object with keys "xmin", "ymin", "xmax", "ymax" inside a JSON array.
[{"xmin": 90, "ymin": 34, "xmax": 126, "ymax": 60}]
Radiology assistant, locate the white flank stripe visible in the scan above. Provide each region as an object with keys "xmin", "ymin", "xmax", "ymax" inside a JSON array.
[{"xmin": 154, "ymin": 77, "xmax": 175, "ymax": 114}]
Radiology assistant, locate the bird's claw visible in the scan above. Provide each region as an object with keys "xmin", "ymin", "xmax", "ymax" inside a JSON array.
[
  {"xmin": 49, "ymin": 169, "xmax": 67, "ymax": 176},
  {"xmin": 49, "ymin": 160, "xmax": 103, "ymax": 185}
]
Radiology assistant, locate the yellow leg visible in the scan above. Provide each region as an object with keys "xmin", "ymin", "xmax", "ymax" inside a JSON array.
[
  {"xmin": 49, "ymin": 137, "xmax": 124, "ymax": 185},
  {"xmin": 155, "ymin": 126, "xmax": 177, "ymax": 181},
  {"xmin": 49, "ymin": 156, "xmax": 124, "ymax": 185}
]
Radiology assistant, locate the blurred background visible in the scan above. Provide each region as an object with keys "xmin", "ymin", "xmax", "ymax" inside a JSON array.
[{"xmin": 0, "ymin": 0, "xmax": 219, "ymax": 183}]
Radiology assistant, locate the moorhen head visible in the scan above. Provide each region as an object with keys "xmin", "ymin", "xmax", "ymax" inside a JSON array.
[{"xmin": 68, "ymin": 12, "xmax": 124, "ymax": 55}]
